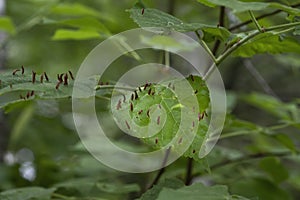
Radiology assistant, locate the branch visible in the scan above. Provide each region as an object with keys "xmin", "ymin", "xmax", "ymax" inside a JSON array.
[
  {"xmin": 185, "ymin": 158, "xmax": 194, "ymax": 185},
  {"xmin": 147, "ymin": 147, "xmax": 171, "ymax": 189},
  {"xmin": 195, "ymin": 31, "xmax": 218, "ymax": 64},
  {"xmin": 212, "ymin": 6, "xmax": 226, "ymax": 56},
  {"xmin": 248, "ymin": 10, "xmax": 264, "ymax": 33},
  {"xmin": 216, "ymin": 21, "xmax": 300, "ymax": 65},
  {"xmin": 229, "ymin": 3, "xmax": 300, "ymax": 31},
  {"xmin": 192, "ymin": 151, "xmax": 293, "ymax": 177}
]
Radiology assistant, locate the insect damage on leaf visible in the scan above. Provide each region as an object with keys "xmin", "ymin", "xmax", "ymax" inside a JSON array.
[{"xmin": 112, "ymin": 75, "xmax": 210, "ymax": 162}]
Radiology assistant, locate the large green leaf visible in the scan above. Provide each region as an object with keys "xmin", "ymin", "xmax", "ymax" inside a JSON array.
[
  {"xmin": 197, "ymin": 0, "xmax": 300, "ymax": 15},
  {"xmin": 0, "ymin": 187, "xmax": 55, "ymax": 200},
  {"xmin": 0, "ymin": 68, "xmax": 98, "ymax": 109},
  {"xmin": 112, "ymin": 75, "xmax": 210, "ymax": 161},
  {"xmin": 233, "ymin": 33, "xmax": 300, "ymax": 57},
  {"xmin": 128, "ymin": 8, "xmax": 231, "ymax": 42}
]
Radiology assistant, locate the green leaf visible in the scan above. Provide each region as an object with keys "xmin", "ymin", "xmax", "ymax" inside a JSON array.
[
  {"xmin": 259, "ymin": 157, "xmax": 289, "ymax": 183},
  {"xmin": 0, "ymin": 16, "xmax": 16, "ymax": 35},
  {"xmin": 52, "ymin": 29, "xmax": 102, "ymax": 40},
  {"xmin": 138, "ymin": 178, "xmax": 185, "ymax": 200},
  {"xmin": 96, "ymin": 183, "xmax": 140, "ymax": 194},
  {"xmin": 128, "ymin": 8, "xmax": 231, "ymax": 42},
  {"xmin": 51, "ymin": 3, "xmax": 101, "ymax": 17},
  {"xmin": 0, "ymin": 69, "xmax": 98, "ymax": 109},
  {"xmin": 230, "ymin": 177, "xmax": 292, "ymax": 200},
  {"xmin": 197, "ymin": 0, "xmax": 300, "ymax": 15},
  {"xmin": 241, "ymin": 93, "xmax": 294, "ymax": 120},
  {"xmin": 0, "ymin": 187, "xmax": 55, "ymax": 200},
  {"xmin": 112, "ymin": 75, "xmax": 210, "ymax": 162},
  {"xmin": 44, "ymin": 17, "xmax": 110, "ymax": 35},
  {"xmin": 273, "ymin": 133, "xmax": 297, "ymax": 153},
  {"xmin": 156, "ymin": 183, "xmax": 251, "ymax": 200},
  {"xmin": 233, "ymin": 33, "xmax": 300, "ymax": 57}
]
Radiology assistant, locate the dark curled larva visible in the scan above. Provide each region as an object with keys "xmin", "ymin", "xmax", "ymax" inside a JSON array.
[
  {"xmin": 130, "ymin": 103, "xmax": 133, "ymax": 111},
  {"xmin": 122, "ymin": 94, "xmax": 126, "ymax": 103},
  {"xmin": 55, "ymin": 81, "xmax": 62, "ymax": 90},
  {"xmin": 194, "ymin": 90, "xmax": 198, "ymax": 94},
  {"xmin": 12, "ymin": 69, "xmax": 20, "ymax": 75},
  {"xmin": 147, "ymin": 110, "xmax": 150, "ymax": 117},
  {"xmin": 178, "ymin": 137, "xmax": 183, "ymax": 144},
  {"xmin": 26, "ymin": 91, "xmax": 30, "ymax": 99},
  {"xmin": 155, "ymin": 138, "xmax": 158, "ymax": 144},
  {"xmin": 68, "ymin": 70, "xmax": 74, "ymax": 80},
  {"xmin": 59, "ymin": 73, "xmax": 64, "ymax": 82},
  {"xmin": 138, "ymin": 87, "xmax": 142, "ymax": 92},
  {"xmin": 63, "ymin": 73, "xmax": 68, "ymax": 85},
  {"xmin": 192, "ymin": 150, "xmax": 196, "ymax": 154},
  {"xmin": 134, "ymin": 91, "xmax": 138, "ymax": 99},
  {"xmin": 31, "ymin": 91, "xmax": 34, "ymax": 96},
  {"xmin": 138, "ymin": 110, "xmax": 143, "ymax": 115},
  {"xmin": 21, "ymin": 65, "xmax": 24, "ymax": 74},
  {"xmin": 116, "ymin": 99, "xmax": 122, "ymax": 110},
  {"xmin": 144, "ymin": 83, "xmax": 149, "ymax": 90},
  {"xmin": 142, "ymin": 8, "xmax": 145, "ymax": 15},
  {"xmin": 190, "ymin": 74, "xmax": 194, "ymax": 82},
  {"xmin": 32, "ymin": 71, "xmax": 36, "ymax": 83},
  {"xmin": 44, "ymin": 72, "xmax": 49, "ymax": 81},
  {"xmin": 125, "ymin": 120, "xmax": 130, "ymax": 130},
  {"xmin": 148, "ymin": 88, "xmax": 152, "ymax": 95},
  {"xmin": 131, "ymin": 94, "xmax": 134, "ymax": 101},
  {"xmin": 40, "ymin": 74, "xmax": 44, "ymax": 83}
]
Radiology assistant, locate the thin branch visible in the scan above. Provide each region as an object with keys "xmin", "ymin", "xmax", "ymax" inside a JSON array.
[
  {"xmin": 212, "ymin": 6, "xmax": 226, "ymax": 56},
  {"xmin": 195, "ymin": 31, "xmax": 218, "ymax": 64},
  {"xmin": 147, "ymin": 147, "xmax": 171, "ymax": 189},
  {"xmin": 248, "ymin": 10, "xmax": 264, "ymax": 32},
  {"xmin": 185, "ymin": 158, "xmax": 194, "ymax": 185},
  {"xmin": 243, "ymin": 59, "xmax": 277, "ymax": 97},
  {"xmin": 216, "ymin": 21, "xmax": 300, "ymax": 65},
  {"xmin": 192, "ymin": 151, "xmax": 292, "ymax": 177},
  {"xmin": 229, "ymin": 3, "xmax": 300, "ymax": 31}
]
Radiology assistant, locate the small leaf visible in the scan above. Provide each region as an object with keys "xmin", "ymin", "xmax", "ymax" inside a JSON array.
[
  {"xmin": 44, "ymin": 17, "xmax": 110, "ymax": 35},
  {"xmin": 128, "ymin": 8, "xmax": 231, "ymax": 42},
  {"xmin": 259, "ymin": 157, "xmax": 289, "ymax": 183},
  {"xmin": 138, "ymin": 178, "xmax": 185, "ymax": 200},
  {"xmin": 0, "ymin": 187, "xmax": 55, "ymax": 200},
  {"xmin": 157, "ymin": 183, "xmax": 251, "ymax": 200},
  {"xmin": 233, "ymin": 33, "xmax": 300, "ymax": 57},
  {"xmin": 0, "ymin": 16, "xmax": 16, "ymax": 35},
  {"xmin": 241, "ymin": 93, "xmax": 293, "ymax": 120},
  {"xmin": 197, "ymin": 0, "xmax": 300, "ymax": 15},
  {"xmin": 96, "ymin": 183, "xmax": 140, "ymax": 194},
  {"xmin": 52, "ymin": 29, "xmax": 102, "ymax": 40},
  {"xmin": 230, "ymin": 177, "xmax": 292, "ymax": 200},
  {"xmin": 51, "ymin": 3, "xmax": 101, "ymax": 17}
]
